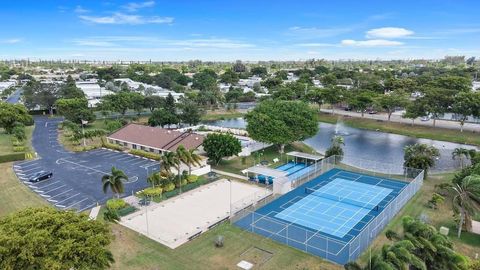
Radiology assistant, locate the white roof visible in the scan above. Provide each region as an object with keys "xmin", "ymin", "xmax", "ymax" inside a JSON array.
[{"xmin": 286, "ymin": 151, "xmax": 323, "ymax": 161}]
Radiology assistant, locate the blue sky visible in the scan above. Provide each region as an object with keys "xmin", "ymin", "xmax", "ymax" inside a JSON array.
[{"xmin": 1, "ymin": 0, "xmax": 479, "ymax": 61}]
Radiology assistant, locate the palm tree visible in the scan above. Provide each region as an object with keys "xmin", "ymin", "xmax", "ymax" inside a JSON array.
[
  {"xmin": 403, "ymin": 143, "xmax": 440, "ymax": 178},
  {"xmin": 452, "ymin": 175, "xmax": 480, "ymax": 237},
  {"xmin": 160, "ymin": 151, "xmax": 178, "ymax": 173},
  {"xmin": 452, "ymin": 148, "xmax": 470, "ymax": 169},
  {"xmin": 101, "ymin": 167, "xmax": 127, "ymax": 199},
  {"xmin": 183, "ymin": 148, "xmax": 203, "ymax": 175},
  {"xmin": 175, "ymin": 145, "xmax": 188, "ymax": 192}
]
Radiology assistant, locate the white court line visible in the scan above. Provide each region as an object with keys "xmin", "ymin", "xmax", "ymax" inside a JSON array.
[
  {"xmin": 43, "ymin": 185, "xmax": 67, "ymax": 194},
  {"xmin": 55, "ymin": 193, "xmax": 81, "ymax": 204},
  {"xmin": 64, "ymin": 198, "xmax": 89, "ymax": 210},
  {"xmin": 48, "ymin": 188, "xmax": 73, "ymax": 199}
]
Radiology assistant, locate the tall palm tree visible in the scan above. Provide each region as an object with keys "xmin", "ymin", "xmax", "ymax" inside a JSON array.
[
  {"xmin": 452, "ymin": 175, "xmax": 480, "ymax": 237},
  {"xmin": 452, "ymin": 148, "xmax": 470, "ymax": 169},
  {"xmin": 101, "ymin": 167, "xmax": 127, "ymax": 199},
  {"xmin": 175, "ymin": 145, "xmax": 188, "ymax": 192},
  {"xmin": 183, "ymin": 148, "xmax": 203, "ymax": 175}
]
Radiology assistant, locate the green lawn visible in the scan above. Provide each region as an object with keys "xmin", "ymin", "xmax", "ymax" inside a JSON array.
[
  {"xmin": 317, "ymin": 112, "xmax": 480, "ymax": 146},
  {"xmin": 0, "ymin": 162, "xmax": 48, "ymax": 217},
  {"xmin": 0, "ymin": 126, "xmax": 34, "ymax": 155},
  {"xmin": 107, "ymin": 218, "xmax": 340, "ymax": 270},
  {"xmin": 213, "ymin": 142, "xmax": 318, "ymax": 175},
  {"xmin": 201, "ymin": 110, "xmax": 246, "ymax": 121}
]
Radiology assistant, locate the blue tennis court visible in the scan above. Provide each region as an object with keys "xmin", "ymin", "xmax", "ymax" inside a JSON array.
[{"xmin": 234, "ymin": 168, "xmax": 414, "ymax": 264}]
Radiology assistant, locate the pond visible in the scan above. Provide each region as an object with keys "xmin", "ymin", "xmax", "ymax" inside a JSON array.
[{"xmin": 203, "ymin": 118, "xmax": 478, "ymax": 174}]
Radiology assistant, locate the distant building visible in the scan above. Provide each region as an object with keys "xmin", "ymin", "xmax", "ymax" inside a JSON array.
[
  {"xmin": 0, "ymin": 80, "xmax": 17, "ymax": 91},
  {"xmin": 76, "ymin": 80, "xmax": 113, "ymax": 107},
  {"xmin": 114, "ymin": 78, "xmax": 184, "ymax": 101}
]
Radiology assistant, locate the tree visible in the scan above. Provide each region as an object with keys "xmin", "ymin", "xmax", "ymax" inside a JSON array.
[
  {"xmin": 143, "ymin": 95, "xmax": 165, "ymax": 112},
  {"xmin": 246, "ymin": 100, "xmax": 318, "ymax": 153},
  {"xmin": 349, "ymin": 91, "xmax": 376, "ymax": 117},
  {"xmin": 452, "ymin": 175, "xmax": 480, "ymax": 237},
  {"xmin": 0, "ymin": 207, "xmax": 113, "ymax": 270},
  {"xmin": 402, "ymin": 100, "xmax": 426, "ymax": 126},
  {"xmin": 305, "ymin": 87, "xmax": 326, "ymax": 108},
  {"xmin": 0, "ymin": 102, "xmax": 33, "ymax": 133},
  {"xmin": 174, "ymin": 145, "xmax": 189, "ymax": 192},
  {"xmin": 320, "ymin": 73, "xmax": 337, "ymax": 86},
  {"xmin": 183, "ymin": 148, "xmax": 202, "ymax": 175},
  {"xmin": 323, "ymin": 87, "xmax": 343, "ymax": 113},
  {"xmin": 375, "ymin": 91, "xmax": 409, "ymax": 121},
  {"xmin": 179, "ymin": 97, "xmax": 203, "ymax": 126},
  {"xmin": 192, "ymin": 69, "xmax": 217, "ymax": 91},
  {"xmin": 203, "ymin": 133, "xmax": 242, "ymax": 165},
  {"xmin": 11, "ymin": 123, "xmax": 26, "ymax": 141},
  {"xmin": 452, "ymin": 91, "xmax": 480, "ymax": 132},
  {"xmin": 275, "ymin": 70, "xmax": 288, "ymax": 80},
  {"xmin": 164, "ymin": 93, "xmax": 176, "ymax": 114},
  {"xmin": 403, "ymin": 143, "xmax": 440, "ymax": 177},
  {"xmin": 160, "ymin": 151, "xmax": 178, "ymax": 173},
  {"xmin": 232, "ymin": 61, "xmax": 246, "ymax": 73},
  {"xmin": 420, "ymin": 87, "xmax": 455, "ymax": 127},
  {"xmin": 220, "ymin": 69, "xmax": 239, "ymax": 84},
  {"xmin": 101, "ymin": 167, "xmax": 127, "ymax": 199},
  {"xmin": 251, "ymin": 66, "xmax": 268, "ymax": 77},
  {"xmin": 101, "ymin": 92, "xmax": 142, "ymax": 116},
  {"xmin": 261, "ymin": 77, "xmax": 283, "ymax": 90},
  {"xmin": 55, "ymin": 98, "xmax": 95, "ymax": 124},
  {"xmin": 58, "ymin": 75, "xmax": 85, "ymax": 99},
  {"xmin": 452, "ymin": 148, "xmax": 470, "ymax": 169},
  {"xmin": 131, "ymin": 93, "xmax": 145, "ymax": 116},
  {"xmin": 148, "ymin": 108, "xmax": 178, "ymax": 128},
  {"xmin": 23, "ymin": 80, "xmax": 58, "ymax": 113},
  {"xmin": 430, "ymin": 75, "xmax": 471, "ymax": 93},
  {"xmin": 325, "ymin": 136, "xmax": 345, "ymax": 161}
]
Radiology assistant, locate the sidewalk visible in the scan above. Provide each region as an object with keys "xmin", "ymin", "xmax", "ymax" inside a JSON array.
[
  {"xmin": 212, "ymin": 169, "xmax": 248, "ymax": 180},
  {"xmin": 321, "ymin": 109, "xmax": 480, "ymax": 132}
]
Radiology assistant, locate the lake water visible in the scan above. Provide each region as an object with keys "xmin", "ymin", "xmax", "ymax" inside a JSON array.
[{"xmin": 203, "ymin": 118, "xmax": 478, "ymax": 174}]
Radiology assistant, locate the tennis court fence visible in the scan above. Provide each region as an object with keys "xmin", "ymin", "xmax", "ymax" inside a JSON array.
[{"xmin": 230, "ymin": 155, "xmax": 424, "ymax": 264}]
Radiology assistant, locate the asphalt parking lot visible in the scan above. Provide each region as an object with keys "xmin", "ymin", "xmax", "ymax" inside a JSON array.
[{"xmin": 13, "ymin": 117, "xmax": 158, "ymax": 212}]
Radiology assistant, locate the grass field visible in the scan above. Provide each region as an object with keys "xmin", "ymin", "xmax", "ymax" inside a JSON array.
[
  {"xmin": 0, "ymin": 126, "xmax": 34, "ymax": 154},
  {"xmin": 201, "ymin": 110, "xmax": 246, "ymax": 121},
  {"xmin": 317, "ymin": 112, "xmax": 480, "ymax": 146},
  {"xmin": 213, "ymin": 142, "xmax": 317, "ymax": 175},
  {"xmin": 0, "ymin": 162, "xmax": 48, "ymax": 217},
  {"xmin": 107, "ymin": 218, "xmax": 340, "ymax": 270}
]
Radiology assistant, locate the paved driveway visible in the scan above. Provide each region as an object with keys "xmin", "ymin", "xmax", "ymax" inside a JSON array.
[{"xmin": 13, "ymin": 117, "xmax": 159, "ymax": 212}]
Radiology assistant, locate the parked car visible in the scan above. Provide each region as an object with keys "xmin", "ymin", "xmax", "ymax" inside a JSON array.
[
  {"xmin": 28, "ymin": 171, "xmax": 53, "ymax": 182},
  {"xmin": 420, "ymin": 116, "xmax": 430, "ymax": 121}
]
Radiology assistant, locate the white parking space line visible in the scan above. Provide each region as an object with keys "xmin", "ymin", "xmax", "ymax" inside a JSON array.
[
  {"xmin": 57, "ymin": 158, "xmax": 110, "ymax": 175},
  {"xmin": 32, "ymin": 180, "xmax": 60, "ymax": 189},
  {"xmin": 48, "ymin": 189, "xmax": 73, "ymax": 199},
  {"xmin": 21, "ymin": 167, "xmax": 42, "ymax": 173},
  {"xmin": 117, "ymin": 155, "xmax": 135, "ymax": 161},
  {"xmin": 55, "ymin": 193, "xmax": 81, "ymax": 204},
  {"xmin": 78, "ymin": 203, "xmax": 97, "ymax": 212},
  {"xmin": 15, "ymin": 160, "xmax": 38, "ymax": 166},
  {"xmin": 43, "ymin": 185, "xmax": 67, "ymax": 194},
  {"xmin": 132, "ymin": 160, "xmax": 150, "ymax": 166},
  {"xmin": 40, "ymin": 194, "xmax": 51, "ymax": 198},
  {"xmin": 125, "ymin": 157, "xmax": 143, "ymax": 163},
  {"xmin": 64, "ymin": 198, "xmax": 89, "ymax": 209}
]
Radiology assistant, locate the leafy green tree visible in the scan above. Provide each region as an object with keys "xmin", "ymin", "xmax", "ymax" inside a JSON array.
[
  {"xmin": 192, "ymin": 69, "xmax": 218, "ymax": 91},
  {"xmin": 403, "ymin": 143, "xmax": 440, "ymax": 178},
  {"xmin": 101, "ymin": 92, "xmax": 142, "ymax": 116},
  {"xmin": 148, "ymin": 108, "xmax": 178, "ymax": 128},
  {"xmin": 305, "ymin": 87, "xmax": 326, "ymax": 108},
  {"xmin": 261, "ymin": 77, "xmax": 283, "ymax": 90},
  {"xmin": 452, "ymin": 175, "xmax": 480, "ymax": 237},
  {"xmin": 179, "ymin": 97, "xmax": 203, "ymax": 126},
  {"xmin": 427, "ymin": 193, "xmax": 445, "ymax": 209},
  {"xmin": 11, "ymin": 123, "xmax": 26, "ymax": 141},
  {"xmin": 420, "ymin": 87, "xmax": 455, "ymax": 127},
  {"xmin": 232, "ymin": 60, "xmax": 246, "ymax": 73},
  {"xmin": 402, "ymin": 100, "xmax": 427, "ymax": 126},
  {"xmin": 58, "ymin": 75, "xmax": 85, "ymax": 99},
  {"xmin": 320, "ymin": 73, "xmax": 337, "ymax": 86},
  {"xmin": 250, "ymin": 66, "xmax": 268, "ymax": 77},
  {"xmin": 246, "ymin": 100, "xmax": 318, "ymax": 153},
  {"xmin": 164, "ymin": 93, "xmax": 176, "ymax": 114},
  {"xmin": 23, "ymin": 80, "xmax": 58, "ymax": 112},
  {"xmin": 203, "ymin": 133, "xmax": 242, "ymax": 165},
  {"xmin": 375, "ymin": 91, "xmax": 409, "ymax": 121},
  {"xmin": 101, "ymin": 167, "xmax": 127, "ymax": 199},
  {"xmin": 143, "ymin": 95, "xmax": 165, "ymax": 112},
  {"xmin": 220, "ymin": 69, "xmax": 239, "ymax": 84},
  {"xmin": 349, "ymin": 91, "xmax": 377, "ymax": 117},
  {"xmin": 323, "ymin": 86, "xmax": 344, "ymax": 113},
  {"xmin": 275, "ymin": 70, "xmax": 288, "ymax": 80},
  {"xmin": 55, "ymin": 98, "xmax": 95, "ymax": 124},
  {"xmin": 325, "ymin": 136, "xmax": 345, "ymax": 161},
  {"xmin": 0, "ymin": 102, "xmax": 33, "ymax": 133},
  {"xmin": 452, "ymin": 91, "xmax": 480, "ymax": 132},
  {"xmin": 430, "ymin": 75, "xmax": 471, "ymax": 93},
  {"xmin": 131, "ymin": 93, "xmax": 145, "ymax": 116},
  {"xmin": 0, "ymin": 207, "xmax": 113, "ymax": 270},
  {"xmin": 314, "ymin": 65, "xmax": 329, "ymax": 75}
]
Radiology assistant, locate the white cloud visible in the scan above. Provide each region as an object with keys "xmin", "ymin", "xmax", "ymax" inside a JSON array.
[
  {"xmin": 366, "ymin": 27, "xmax": 414, "ymax": 38},
  {"xmin": 122, "ymin": 1, "xmax": 155, "ymax": 12},
  {"xmin": 1, "ymin": 38, "xmax": 22, "ymax": 44},
  {"xmin": 341, "ymin": 39, "xmax": 403, "ymax": 47},
  {"xmin": 74, "ymin": 5, "xmax": 89, "ymax": 14},
  {"xmin": 296, "ymin": 43, "xmax": 336, "ymax": 47},
  {"xmin": 288, "ymin": 26, "xmax": 352, "ymax": 38},
  {"xmin": 72, "ymin": 39, "xmax": 117, "ymax": 47},
  {"xmin": 79, "ymin": 13, "xmax": 173, "ymax": 25}
]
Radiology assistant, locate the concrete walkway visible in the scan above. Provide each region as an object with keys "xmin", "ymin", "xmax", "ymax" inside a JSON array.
[
  {"xmin": 471, "ymin": 220, "xmax": 480, "ymax": 235},
  {"xmin": 321, "ymin": 108, "xmax": 480, "ymax": 133},
  {"xmin": 212, "ymin": 169, "xmax": 248, "ymax": 180},
  {"xmin": 89, "ymin": 205, "xmax": 101, "ymax": 220}
]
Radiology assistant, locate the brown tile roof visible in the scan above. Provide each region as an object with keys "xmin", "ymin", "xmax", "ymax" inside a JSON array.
[{"xmin": 107, "ymin": 123, "xmax": 204, "ymax": 152}]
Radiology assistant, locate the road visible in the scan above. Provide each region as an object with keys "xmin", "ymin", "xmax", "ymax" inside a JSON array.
[
  {"xmin": 5, "ymin": 88, "xmax": 23, "ymax": 104},
  {"xmin": 12, "ymin": 116, "xmax": 157, "ymax": 212},
  {"xmin": 321, "ymin": 108, "xmax": 480, "ymax": 133}
]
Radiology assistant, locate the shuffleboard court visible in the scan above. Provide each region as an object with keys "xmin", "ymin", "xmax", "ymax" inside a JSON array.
[{"xmin": 120, "ymin": 179, "xmax": 271, "ymax": 248}]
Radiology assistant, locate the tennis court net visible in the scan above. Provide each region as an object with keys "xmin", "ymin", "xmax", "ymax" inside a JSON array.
[{"xmin": 305, "ymin": 187, "xmax": 379, "ymax": 211}]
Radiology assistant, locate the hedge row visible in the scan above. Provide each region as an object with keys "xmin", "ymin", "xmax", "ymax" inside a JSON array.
[
  {"xmin": 152, "ymin": 176, "xmax": 212, "ymax": 202},
  {"xmin": 100, "ymin": 137, "xmax": 124, "ymax": 152},
  {"xmin": 117, "ymin": 206, "xmax": 137, "ymax": 216},
  {"xmin": 0, "ymin": 152, "xmax": 26, "ymax": 163},
  {"xmin": 129, "ymin": 149, "xmax": 161, "ymax": 161}
]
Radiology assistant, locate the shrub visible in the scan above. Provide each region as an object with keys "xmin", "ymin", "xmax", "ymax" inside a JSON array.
[
  {"xmin": 117, "ymin": 206, "xmax": 137, "ymax": 216},
  {"xmin": 106, "ymin": 198, "xmax": 126, "ymax": 210},
  {"xmin": 105, "ymin": 120, "xmax": 123, "ymax": 132},
  {"xmin": 11, "ymin": 140, "xmax": 23, "ymax": 146},
  {"xmin": 12, "ymin": 146, "xmax": 25, "ymax": 152},
  {"xmin": 0, "ymin": 153, "xmax": 25, "ymax": 163},
  {"xmin": 129, "ymin": 149, "xmax": 161, "ymax": 161},
  {"xmin": 214, "ymin": 235, "xmax": 224, "ymax": 247},
  {"xmin": 187, "ymin": 175, "xmax": 198, "ymax": 183},
  {"xmin": 142, "ymin": 187, "xmax": 163, "ymax": 197},
  {"xmin": 12, "ymin": 124, "xmax": 26, "ymax": 141},
  {"xmin": 101, "ymin": 137, "xmax": 124, "ymax": 151},
  {"xmin": 163, "ymin": 182, "xmax": 175, "ymax": 192},
  {"xmin": 175, "ymin": 178, "xmax": 187, "ymax": 188},
  {"xmin": 103, "ymin": 208, "xmax": 120, "ymax": 222}
]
